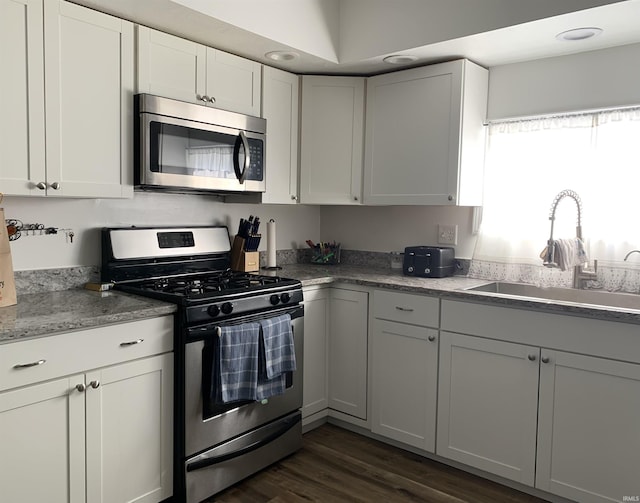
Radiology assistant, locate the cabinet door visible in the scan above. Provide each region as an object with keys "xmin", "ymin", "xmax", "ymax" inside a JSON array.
[
  {"xmin": 536, "ymin": 351, "xmax": 640, "ymax": 503},
  {"xmin": 86, "ymin": 354, "xmax": 173, "ymax": 503},
  {"xmin": 136, "ymin": 25, "xmax": 206, "ymax": 103},
  {"xmin": 437, "ymin": 331, "xmax": 539, "ymax": 486},
  {"xmin": 44, "ymin": 0, "xmax": 134, "ymax": 198},
  {"xmin": 206, "ymin": 48, "xmax": 261, "ymax": 116},
  {"xmin": 261, "ymin": 66, "xmax": 299, "ymax": 204},
  {"xmin": 0, "ymin": 375, "xmax": 86, "ymax": 503},
  {"xmin": 328, "ymin": 288, "xmax": 368, "ymax": 419},
  {"xmin": 364, "ymin": 60, "xmax": 486, "ymax": 205},
  {"xmin": 371, "ymin": 320, "xmax": 438, "ymax": 452},
  {"xmin": 0, "ymin": 0, "xmax": 46, "ymax": 195},
  {"xmin": 299, "ymin": 76, "xmax": 365, "ymax": 205},
  {"xmin": 302, "ymin": 287, "xmax": 329, "ymax": 419}
]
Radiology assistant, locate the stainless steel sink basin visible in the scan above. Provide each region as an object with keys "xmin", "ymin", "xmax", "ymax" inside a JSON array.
[{"xmin": 465, "ymin": 281, "xmax": 640, "ymax": 310}]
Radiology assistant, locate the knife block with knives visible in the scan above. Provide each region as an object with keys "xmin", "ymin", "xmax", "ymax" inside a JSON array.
[{"xmin": 231, "ymin": 215, "xmax": 261, "ymax": 272}]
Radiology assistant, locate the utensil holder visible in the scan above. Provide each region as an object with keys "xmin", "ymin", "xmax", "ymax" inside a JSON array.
[
  {"xmin": 231, "ymin": 235, "xmax": 260, "ymax": 272},
  {"xmin": 310, "ymin": 243, "xmax": 341, "ymax": 265}
]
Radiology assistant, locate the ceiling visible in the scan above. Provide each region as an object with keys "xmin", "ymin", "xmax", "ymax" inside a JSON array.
[{"xmin": 70, "ymin": 0, "xmax": 640, "ymax": 74}]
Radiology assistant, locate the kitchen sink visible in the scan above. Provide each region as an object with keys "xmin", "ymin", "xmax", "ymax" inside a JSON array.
[{"xmin": 464, "ymin": 281, "xmax": 640, "ymax": 310}]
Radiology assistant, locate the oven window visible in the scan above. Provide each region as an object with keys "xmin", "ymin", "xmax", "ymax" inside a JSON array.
[
  {"xmin": 149, "ymin": 121, "xmax": 263, "ymax": 181},
  {"xmin": 202, "ymin": 331, "xmax": 293, "ymax": 419}
]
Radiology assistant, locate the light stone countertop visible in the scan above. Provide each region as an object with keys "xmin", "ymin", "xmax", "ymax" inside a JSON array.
[
  {"xmin": 276, "ymin": 264, "xmax": 640, "ymax": 326},
  {"xmin": 4, "ymin": 264, "xmax": 640, "ymax": 345},
  {"xmin": 0, "ymin": 289, "xmax": 176, "ymax": 345}
]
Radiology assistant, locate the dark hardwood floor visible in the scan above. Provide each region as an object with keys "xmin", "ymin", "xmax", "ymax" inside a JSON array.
[{"xmin": 210, "ymin": 424, "xmax": 549, "ymax": 502}]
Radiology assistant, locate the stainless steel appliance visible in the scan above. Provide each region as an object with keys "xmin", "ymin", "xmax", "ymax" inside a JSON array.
[
  {"xmin": 101, "ymin": 226, "xmax": 303, "ymax": 503},
  {"xmin": 135, "ymin": 94, "xmax": 266, "ymax": 194},
  {"xmin": 403, "ymin": 245, "xmax": 456, "ymax": 278}
]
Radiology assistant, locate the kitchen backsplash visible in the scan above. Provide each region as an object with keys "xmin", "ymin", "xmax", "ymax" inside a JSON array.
[{"xmin": 14, "ymin": 250, "xmax": 470, "ymax": 295}]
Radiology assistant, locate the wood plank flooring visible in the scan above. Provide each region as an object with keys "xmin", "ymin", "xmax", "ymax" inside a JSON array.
[{"xmin": 210, "ymin": 424, "xmax": 549, "ymax": 502}]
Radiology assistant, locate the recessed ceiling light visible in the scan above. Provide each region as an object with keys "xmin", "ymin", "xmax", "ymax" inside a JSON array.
[
  {"xmin": 383, "ymin": 54, "xmax": 418, "ymax": 65},
  {"xmin": 265, "ymin": 51, "xmax": 299, "ymax": 62},
  {"xmin": 555, "ymin": 27, "xmax": 603, "ymax": 41}
]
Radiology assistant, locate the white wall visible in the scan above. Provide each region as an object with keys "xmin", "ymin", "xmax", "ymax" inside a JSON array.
[
  {"xmin": 488, "ymin": 42, "xmax": 640, "ymax": 120},
  {"xmin": 3, "ymin": 193, "xmax": 320, "ymax": 271},
  {"xmin": 320, "ymin": 205, "xmax": 477, "ymax": 258}
]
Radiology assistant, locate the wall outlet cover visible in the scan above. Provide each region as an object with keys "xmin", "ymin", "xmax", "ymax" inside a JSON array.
[{"xmin": 438, "ymin": 224, "xmax": 458, "ymax": 245}]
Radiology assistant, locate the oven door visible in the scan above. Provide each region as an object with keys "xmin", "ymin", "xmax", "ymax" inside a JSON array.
[
  {"xmin": 138, "ymin": 111, "xmax": 265, "ymax": 193},
  {"xmin": 183, "ymin": 304, "xmax": 303, "ymax": 458}
]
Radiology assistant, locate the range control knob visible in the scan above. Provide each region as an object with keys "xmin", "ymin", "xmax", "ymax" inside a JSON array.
[
  {"xmin": 280, "ymin": 292, "xmax": 291, "ymax": 304},
  {"xmin": 207, "ymin": 304, "xmax": 220, "ymax": 317},
  {"xmin": 221, "ymin": 302, "xmax": 233, "ymax": 315},
  {"xmin": 270, "ymin": 294, "xmax": 281, "ymax": 305}
]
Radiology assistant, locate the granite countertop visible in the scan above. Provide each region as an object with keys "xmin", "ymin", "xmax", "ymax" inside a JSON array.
[
  {"xmin": 276, "ymin": 264, "xmax": 640, "ymax": 325},
  {"xmin": 0, "ymin": 289, "xmax": 176, "ymax": 345},
  {"xmin": 5, "ymin": 264, "xmax": 640, "ymax": 345}
]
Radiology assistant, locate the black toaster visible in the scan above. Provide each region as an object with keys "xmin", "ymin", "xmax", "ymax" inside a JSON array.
[{"xmin": 403, "ymin": 246, "xmax": 455, "ymax": 278}]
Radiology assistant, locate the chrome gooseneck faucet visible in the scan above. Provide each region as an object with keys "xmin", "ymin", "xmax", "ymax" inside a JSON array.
[{"xmin": 543, "ymin": 189, "xmax": 597, "ymax": 288}]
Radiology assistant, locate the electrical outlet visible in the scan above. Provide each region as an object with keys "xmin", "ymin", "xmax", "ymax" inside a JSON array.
[{"xmin": 438, "ymin": 224, "xmax": 458, "ymax": 245}]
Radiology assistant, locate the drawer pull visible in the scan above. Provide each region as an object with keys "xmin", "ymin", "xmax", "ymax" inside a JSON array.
[
  {"xmin": 89, "ymin": 380, "xmax": 100, "ymax": 389},
  {"xmin": 120, "ymin": 339, "xmax": 144, "ymax": 347},
  {"xmin": 13, "ymin": 359, "xmax": 46, "ymax": 369},
  {"xmin": 76, "ymin": 383, "xmax": 86, "ymax": 392},
  {"xmin": 428, "ymin": 335, "xmax": 436, "ymax": 342},
  {"xmin": 395, "ymin": 306, "xmax": 414, "ymax": 312}
]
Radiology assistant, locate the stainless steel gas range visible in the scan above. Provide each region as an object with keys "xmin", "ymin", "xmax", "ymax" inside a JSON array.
[{"xmin": 101, "ymin": 226, "xmax": 303, "ymax": 503}]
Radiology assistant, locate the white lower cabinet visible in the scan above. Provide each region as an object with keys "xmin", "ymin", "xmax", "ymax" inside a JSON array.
[
  {"xmin": 439, "ymin": 299, "xmax": 640, "ymax": 503},
  {"xmin": 437, "ymin": 332, "xmax": 539, "ymax": 485},
  {"xmin": 302, "ymin": 286, "xmax": 368, "ymax": 424},
  {"xmin": 371, "ymin": 320, "xmax": 438, "ymax": 451},
  {"xmin": 536, "ymin": 350, "xmax": 640, "ymax": 503},
  {"xmin": 0, "ymin": 316, "xmax": 174, "ymax": 503},
  {"xmin": 301, "ymin": 287, "xmax": 329, "ymax": 420},
  {"xmin": 370, "ymin": 290, "xmax": 440, "ymax": 452},
  {"xmin": 327, "ymin": 288, "xmax": 369, "ymax": 420}
]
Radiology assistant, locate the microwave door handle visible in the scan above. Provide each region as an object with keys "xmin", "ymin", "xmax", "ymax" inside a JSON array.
[{"xmin": 233, "ymin": 131, "xmax": 250, "ymax": 184}]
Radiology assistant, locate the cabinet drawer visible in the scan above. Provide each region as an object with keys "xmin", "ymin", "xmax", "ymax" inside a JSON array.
[
  {"xmin": 0, "ymin": 316, "xmax": 173, "ymax": 392},
  {"xmin": 373, "ymin": 290, "xmax": 439, "ymax": 327}
]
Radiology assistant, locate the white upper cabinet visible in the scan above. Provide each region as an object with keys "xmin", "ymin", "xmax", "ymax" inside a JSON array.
[
  {"xmin": 44, "ymin": 0, "xmax": 134, "ymax": 198},
  {"xmin": 1, "ymin": 0, "xmax": 133, "ymax": 198},
  {"xmin": 364, "ymin": 59, "xmax": 488, "ymax": 205},
  {"xmin": 137, "ymin": 26, "xmax": 261, "ymax": 116},
  {"xmin": 136, "ymin": 26, "xmax": 206, "ymax": 104},
  {"xmin": 0, "ymin": 0, "xmax": 46, "ymax": 196},
  {"xmin": 299, "ymin": 76, "xmax": 365, "ymax": 205},
  {"xmin": 261, "ymin": 66, "xmax": 299, "ymax": 204}
]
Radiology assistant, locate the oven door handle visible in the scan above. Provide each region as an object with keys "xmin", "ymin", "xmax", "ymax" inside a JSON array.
[{"xmin": 185, "ymin": 413, "xmax": 301, "ymax": 472}]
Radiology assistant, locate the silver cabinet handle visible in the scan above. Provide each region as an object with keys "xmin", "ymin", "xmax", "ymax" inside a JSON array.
[
  {"xmin": 76, "ymin": 383, "xmax": 86, "ymax": 392},
  {"xmin": 353, "ymin": 196, "xmax": 359, "ymax": 201},
  {"xmin": 527, "ymin": 354, "xmax": 537, "ymax": 361},
  {"xmin": 13, "ymin": 359, "xmax": 46, "ymax": 369},
  {"xmin": 49, "ymin": 182, "xmax": 60, "ymax": 190},
  {"xmin": 291, "ymin": 195, "xmax": 298, "ymax": 201},
  {"xmin": 541, "ymin": 356, "xmax": 550, "ymax": 364},
  {"xmin": 89, "ymin": 380, "xmax": 100, "ymax": 389},
  {"xmin": 395, "ymin": 306, "xmax": 414, "ymax": 312},
  {"xmin": 209, "ymin": 96, "xmax": 216, "ymax": 104},
  {"xmin": 197, "ymin": 94, "xmax": 209, "ymax": 103},
  {"xmin": 36, "ymin": 182, "xmax": 46, "ymax": 190},
  {"xmin": 120, "ymin": 338, "xmax": 144, "ymax": 347},
  {"xmin": 427, "ymin": 335, "xmax": 436, "ymax": 342}
]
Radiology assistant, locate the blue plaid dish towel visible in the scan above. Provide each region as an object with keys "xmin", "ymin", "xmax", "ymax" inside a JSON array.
[
  {"xmin": 256, "ymin": 314, "xmax": 296, "ymax": 400},
  {"xmin": 218, "ymin": 322, "xmax": 261, "ymax": 403},
  {"xmin": 259, "ymin": 313, "xmax": 296, "ymax": 378}
]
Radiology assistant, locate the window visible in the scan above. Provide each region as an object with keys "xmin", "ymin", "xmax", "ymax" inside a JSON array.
[{"xmin": 470, "ymin": 107, "xmax": 640, "ymax": 289}]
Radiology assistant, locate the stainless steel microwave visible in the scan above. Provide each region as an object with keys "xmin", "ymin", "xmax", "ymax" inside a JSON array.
[{"xmin": 135, "ymin": 94, "xmax": 266, "ymax": 194}]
